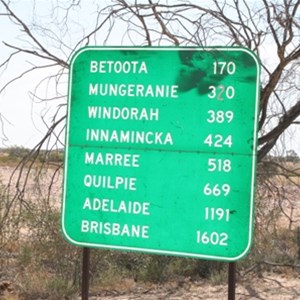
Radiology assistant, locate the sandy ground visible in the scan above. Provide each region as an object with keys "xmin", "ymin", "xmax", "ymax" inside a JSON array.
[
  {"xmin": 1, "ymin": 274, "xmax": 300, "ymax": 300},
  {"xmin": 80, "ymin": 273, "xmax": 300, "ymax": 300},
  {"xmin": 0, "ymin": 164, "xmax": 299, "ymax": 300}
]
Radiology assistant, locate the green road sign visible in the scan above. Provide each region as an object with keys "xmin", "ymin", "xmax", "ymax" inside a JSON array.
[{"xmin": 62, "ymin": 47, "xmax": 260, "ymax": 261}]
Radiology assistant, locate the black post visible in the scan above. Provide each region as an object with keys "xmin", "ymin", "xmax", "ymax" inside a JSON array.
[
  {"xmin": 228, "ymin": 262, "xmax": 236, "ymax": 300},
  {"xmin": 82, "ymin": 247, "xmax": 90, "ymax": 300}
]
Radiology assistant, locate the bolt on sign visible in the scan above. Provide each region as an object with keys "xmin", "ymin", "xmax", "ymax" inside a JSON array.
[{"xmin": 62, "ymin": 47, "xmax": 260, "ymax": 261}]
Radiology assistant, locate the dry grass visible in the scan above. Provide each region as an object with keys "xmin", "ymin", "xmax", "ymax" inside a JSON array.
[{"xmin": 0, "ymin": 158, "xmax": 300, "ymax": 300}]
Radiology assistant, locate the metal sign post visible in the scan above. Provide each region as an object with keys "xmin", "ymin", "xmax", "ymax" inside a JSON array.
[
  {"xmin": 62, "ymin": 47, "xmax": 260, "ymax": 262},
  {"xmin": 82, "ymin": 248, "xmax": 90, "ymax": 300},
  {"xmin": 228, "ymin": 262, "xmax": 236, "ymax": 300}
]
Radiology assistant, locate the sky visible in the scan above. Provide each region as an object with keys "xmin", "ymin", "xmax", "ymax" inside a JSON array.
[
  {"xmin": 0, "ymin": 0, "xmax": 299, "ymax": 156},
  {"xmin": 0, "ymin": 0, "xmax": 141, "ymax": 149},
  {"xmin": 0, "ymin": 0, "xmax": 103, "ymax": 148},
  {"xmin": 0, "ymin": 1, "xmax": 51, "ymax": 147}
]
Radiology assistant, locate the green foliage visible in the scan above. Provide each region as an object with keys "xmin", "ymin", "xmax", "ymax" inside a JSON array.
[
  {"xmin": 257, "ymin": 160, "xmax": 279, "ymax": 179},
  {"xmin": 17, "ymin": 244, "xmax": 32, "ymax": 268},
  {"xmin": 18, "ymin": 271, "xmax": 77, "ymax": 300},
  {"xmin": 38, "ymin": 149, "xmax": 64, "ymax": 163},
  {"xmin": 139, "ymin": 255, "xmax": 170, "ymax": 283},
  {"xmin": 46, "ymin": 277, "xmax": 77, "ymax": 300},
  {"xmin": 7, "ymin": 146, "xmax": 31, "ymax": 160},
  {"xmin": 87, "ymin": 251, "xmax": 227, "ymax": 285},
  {"xmin": 285, "ymin": 149, "xmax": 300, "ymax": 162}
]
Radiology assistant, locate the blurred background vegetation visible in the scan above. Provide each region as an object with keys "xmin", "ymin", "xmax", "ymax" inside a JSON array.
[{"xmin": 0, "ymin": 147, "xmax": 299, "ymax": 299}]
